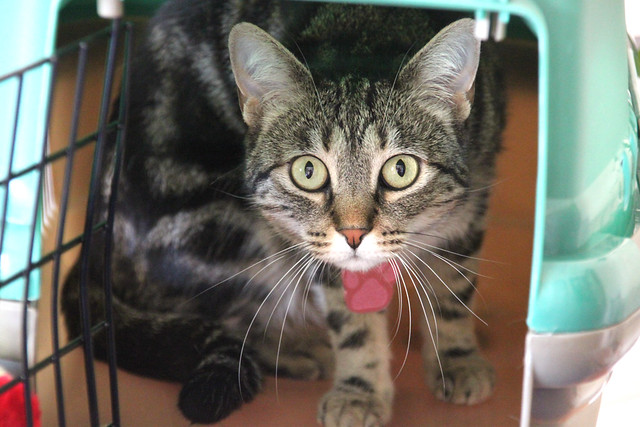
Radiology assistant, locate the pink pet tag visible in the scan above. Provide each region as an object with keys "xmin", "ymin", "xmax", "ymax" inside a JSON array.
[{"xmin": 341, "ymin": 262, "xmax": 396, "ymax": 313}]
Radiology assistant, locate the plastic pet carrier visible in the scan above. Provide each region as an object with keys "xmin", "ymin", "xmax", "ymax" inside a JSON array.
[
  {"xmin": 0, "ymin": 0, "xmax": 638, "ymax": 426},
  {"xmin": 0, "ymin": 0, "xmax": 133, "ymax": 425}
]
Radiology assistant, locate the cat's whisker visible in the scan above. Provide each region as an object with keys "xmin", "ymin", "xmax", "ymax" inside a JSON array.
[
  {"xmin": 180, "ymin": 242, "xmax": 308, "ymax": 306},
  {"xmin": 210, "ymin": 187, "xmax": 252, "ymax": 200},
  {"xmin": 389, "ymin": 258, "xmax": 412, "ymax": 381},
  {"xmin": 388, "ymin": 259, "xmax": 404, "ymax": 345},
  {"xmin": 269, "ymin": 254, "xmax": 317, "ymax": 331},
  {"xmin": 405, "ymin": 249, "xmax": 487, "ymax": 326},
  {"xmin": 405, "ymin": 239, "xmax": 491, "ymax": 281},
  {"xmin": 396, "ymin": 252, "xmax": 439, "ymax": 338},
  {"xmin": 405, "ymin": 240, "xmax": 488, "ymax": 307},
  {"xmin": 402, "ymin": 234, "xmax": 505, "ymax": 265},
  {"xmin": 302, "ymin": 259, "xmax": 324, "ymax": 328},
  {"xmin": 242, "ymin": 252, "xmax": 300, "ymax": 297},
  {"xmin": 401, "ymin": 252, "xmax": 439, "ymax": 304},
  {"xmin": 241, "ymin": 242, "xmax": 310, "ymax": 290},
  {"xmin": 405, "ymin": 240, "xmax": 490, "ymax": 309},
  {"xmin": 275, "ymin": 254, "xmax": 317, "ymax": 401},
  {"xmin": 238, "ymin": 251, "xmax": 314, "ymax": 400},
  {"xmin": 206, "ymin": 165, "xmax": 245, "ymax": 188},
  {"xmin": 396, "ymin": 252, "xmax": 444, "ymax": 390},
  {"xmin": 264, "ymin": 254, "xmax": 314, "ymax": 336},
  {"xmin": 399, "ymin": 230, "xmax": 451, "ymax": 242},
  {"xmin": 466, "ymin": 178, "xmax": 506, "ymax": 193},
  {"xmin": 396, "ymin": 253, "xmax": 439, "ymax": 346}
]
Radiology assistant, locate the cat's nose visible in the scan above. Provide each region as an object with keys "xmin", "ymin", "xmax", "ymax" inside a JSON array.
[{"xmin": 339, "ymin": 228, "xmax": 369, "ymax": 250}]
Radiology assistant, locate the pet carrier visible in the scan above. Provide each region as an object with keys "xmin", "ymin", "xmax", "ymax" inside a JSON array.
[
  {"xmin": 0, "ymin": 0, "xmax": 135, "ymax": 425},
  {"xmin": 0, "ymin": 0, "xmax": 638, "ymax": 426}
]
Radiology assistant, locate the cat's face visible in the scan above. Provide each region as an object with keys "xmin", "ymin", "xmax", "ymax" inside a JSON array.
[{"xmin": 229, "ymin": 19, "xmax": 479, "ymax": 272}]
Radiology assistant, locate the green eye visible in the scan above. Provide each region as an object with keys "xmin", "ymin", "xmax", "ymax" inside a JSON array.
[
  {"xmin": 290, "ymin": 155, "xmax": 329, "ymax": 191},
  {"xmin": 380, "ymin": 154, "xmax": 419, "ymax": 190}
]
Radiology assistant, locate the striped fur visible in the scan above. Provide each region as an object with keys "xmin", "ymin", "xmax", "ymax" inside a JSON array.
[{"xmin": 62, "ymin": 1, "xmax": 505, "ymax": 425}]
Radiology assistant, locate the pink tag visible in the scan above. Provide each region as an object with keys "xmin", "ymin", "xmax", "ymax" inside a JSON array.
[{"xmin": 341, "ymin": 262, "xmax": 396, "ymax": 313}]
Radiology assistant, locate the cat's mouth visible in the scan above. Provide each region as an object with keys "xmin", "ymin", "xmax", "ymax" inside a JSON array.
[
  {"xmin": 311, "ymin": 233, "xmax": 399, "ymax": 312},
  {"xmin": 340, "ymin": 254, "xmax": 377, "ymax": 269},
  {"xmin": 329, "ymin": 253, "xmax": 388, "ymax": 273}
]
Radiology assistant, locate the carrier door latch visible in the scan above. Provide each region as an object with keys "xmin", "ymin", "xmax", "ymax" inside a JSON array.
[{"xmin": 474, "ymin": 6, "xmax": 510, "ymax": 41}]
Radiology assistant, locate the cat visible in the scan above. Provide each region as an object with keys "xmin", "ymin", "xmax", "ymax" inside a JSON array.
[{"xmin": 62, "ymin": 0, "xmax": 505, "ymax": 425}]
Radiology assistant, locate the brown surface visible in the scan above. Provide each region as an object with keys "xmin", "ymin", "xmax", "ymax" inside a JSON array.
[{"xmin": 36, "ymin": 25, "xmax": 539, "ymax": 427}]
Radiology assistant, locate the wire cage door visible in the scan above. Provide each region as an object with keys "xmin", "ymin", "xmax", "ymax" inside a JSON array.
[{"xmin": 0, "ymin": 18, "xmax": 131, "ymax": 426}]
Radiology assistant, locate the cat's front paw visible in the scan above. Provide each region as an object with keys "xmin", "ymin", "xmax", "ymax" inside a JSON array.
[
  {"xmin": 317, "ymin": 389, "xmax": 391, "ymax": 427},
  {"xmin": 178, "ymin": 352, "xmax": 262, "ymax": 424},
  {"xmin": 426, "ymin": 353, "xmax": 495, "ymax": 405}
]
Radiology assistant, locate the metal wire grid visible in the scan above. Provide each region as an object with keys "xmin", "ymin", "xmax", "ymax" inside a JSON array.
[{"xmin": 0, "ymin": 19, "xmax": 131, "ymax": 426}]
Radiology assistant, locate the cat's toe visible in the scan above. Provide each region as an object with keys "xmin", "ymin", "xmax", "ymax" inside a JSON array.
[
  {"xmin": 178, "ymin": 355, "xmax": 262, "ymax": 423},
  {"xmin": 317, "ymin": 390, "xmax": 390, "ymax": 427},
  {"xmin": 426, "ymin": 353, "xmax": 495, "ymax": 405}
]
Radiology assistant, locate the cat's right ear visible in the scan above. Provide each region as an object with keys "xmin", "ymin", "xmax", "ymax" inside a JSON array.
[
  {"xmin": 229, "ymin": 23, "xmax": 313, "ymax": 127},
  {"xmin": 398, "ymin": 18, "xmax": 480, "ymax": 121}
]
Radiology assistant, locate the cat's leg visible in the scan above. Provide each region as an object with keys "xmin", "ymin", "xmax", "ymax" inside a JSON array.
[
  {"xmin": 418, "ymin": 254, "xmax": 495, "ymax": 405},
  {"xmin": 317, "ymin": 284, "xmax": 393, "ymax": 427}
]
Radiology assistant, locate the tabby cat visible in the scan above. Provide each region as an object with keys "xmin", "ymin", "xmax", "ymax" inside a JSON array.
[{"xmin": 62, "ymin": 0, "xmax": 505, "ymax": 425}]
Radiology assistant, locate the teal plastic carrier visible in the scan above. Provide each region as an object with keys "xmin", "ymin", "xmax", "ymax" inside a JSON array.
[
  {"xmin": 1, "ymin": 0, "xmax": 638, "ymax": 426},
  {"xmin": 0, "ymin": 0, "xmax": 62, "ymax": 301}
]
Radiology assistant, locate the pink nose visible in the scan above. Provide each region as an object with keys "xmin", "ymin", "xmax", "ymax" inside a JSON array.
[{"xmin": 339, "ymin": 228, "xmax": 368, "ymax": 249}]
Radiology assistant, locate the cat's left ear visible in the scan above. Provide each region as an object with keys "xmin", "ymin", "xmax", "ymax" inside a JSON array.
[
  {"xmin": 229, "ymin": 23, "xmax": 314, "ymax": 127},
  {"xmin": 399, "ymin": 18, "xmax": 480, "ymax": 120}
]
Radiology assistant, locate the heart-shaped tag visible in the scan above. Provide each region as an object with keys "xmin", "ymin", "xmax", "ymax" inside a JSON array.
[{"xmin": 341, "ymin": 262, "xmax": 396, "ymax": 313}]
